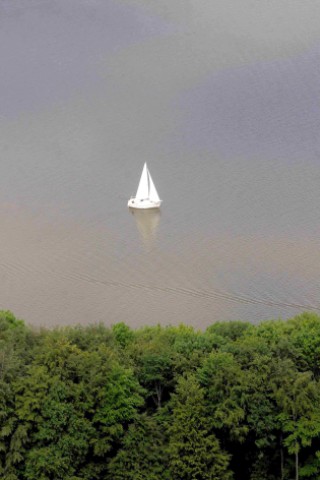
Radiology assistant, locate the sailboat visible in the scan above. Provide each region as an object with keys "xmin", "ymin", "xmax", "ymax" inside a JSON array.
[{"xmin": 128, "ymin": 163, "xmax": 162, "ymax": 209}]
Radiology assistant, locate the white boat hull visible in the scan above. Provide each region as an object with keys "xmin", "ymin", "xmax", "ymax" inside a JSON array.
[{"xmin": 128, "ymin": 198, "xmax": 162, "ymax": 209}]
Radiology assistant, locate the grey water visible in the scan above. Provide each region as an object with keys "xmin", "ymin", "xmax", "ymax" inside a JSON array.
[{"xmin": 1, "ymin": 0, "xmax": 320, "ymax": 328}]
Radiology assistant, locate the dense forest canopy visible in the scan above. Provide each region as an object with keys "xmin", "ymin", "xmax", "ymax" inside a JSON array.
[{"xmin": 1, "ymin": 310, "xmax": 320, "ymax": 479}]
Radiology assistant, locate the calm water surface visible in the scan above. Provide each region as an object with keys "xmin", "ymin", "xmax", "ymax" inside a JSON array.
[{"xmin": 1, "ymin": 0, "xmax": 320, "ymax": 327}]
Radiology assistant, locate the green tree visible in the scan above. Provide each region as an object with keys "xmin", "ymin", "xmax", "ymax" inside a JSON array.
[
  {"xmin": 199, "ymin": 351, "xmax": 247, "ymax": 441},
  {"xmin": 206, "ymin": 321, "xmax": 253, "ymax": 342},
  {"xmin": 168, "ymin": 374, "xmax": 232, "ymax": 480},
  {"xmin": 0, "ymin": 311, "xmax": 31, "ymax": 480},
  {"xmin": 6, "ymin": 334, "xmax": 144, "ymax": 479},
  {"xmin": 112, "ymin": 323, "xmax": 134, "ymax": 349},
  {"xmin": 275, "ymin": 370, "xmax": 320, "ymax": 480},
  {"xmin": 108, "ymin": 413, "xmax": 169, "ymax": 480},
  {"xmin": 170, "ymin": 324, "xmax": 216, "ymax": 375},
  {"xmin": 130, "ymin": 327, "xmax": 174, "ymax": 409},
  {"xmin": 288, "ymin": 313, "xmax": 320, "ymax": 377}
]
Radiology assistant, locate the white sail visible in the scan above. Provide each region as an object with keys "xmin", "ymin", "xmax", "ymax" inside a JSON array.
[
  {"xmin": 147, "ymin": 168, "xmax": 160, "ymax": 202},
  {"xmin": 135, "ymin": 163, "xmax": 149, "ymax": 199}
]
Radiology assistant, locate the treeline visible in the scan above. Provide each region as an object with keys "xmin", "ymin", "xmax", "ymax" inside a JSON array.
[{"xmin": 1, "ymin": 311, "xmax": 320, "ymax": 479}]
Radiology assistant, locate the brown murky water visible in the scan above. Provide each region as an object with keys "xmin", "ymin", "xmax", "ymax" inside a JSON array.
[
  {"xmin": 0, "ymin": 200, "xmax": 319, "ymax": 328},
  {"xmin": 1, "ymin": 1, "xmax": 320, "ymax": 327}
]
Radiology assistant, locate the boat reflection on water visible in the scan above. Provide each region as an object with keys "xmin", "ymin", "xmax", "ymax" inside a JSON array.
[{"xmin": 129, "ymin": 208, "xmax": 161, "ymax": 249}]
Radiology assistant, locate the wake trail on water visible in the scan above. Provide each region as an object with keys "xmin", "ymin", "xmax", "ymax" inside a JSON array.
[{"xmin": 60, "ymin": 270, "xmax": 320, "ymax": 314}]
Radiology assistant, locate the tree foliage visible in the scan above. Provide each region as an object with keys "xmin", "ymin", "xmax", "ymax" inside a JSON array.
[
  {"xmin": 168, "ymin": 374, "xmax": 232, "ymax": 480},
  {"xmin": 1, "ymin": 311, "xmax": 320, "ymax": 479}
]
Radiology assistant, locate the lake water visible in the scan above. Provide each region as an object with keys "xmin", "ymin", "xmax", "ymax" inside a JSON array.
[{"xmin": 1, "ymin": 0, "xmax": 320, "ymax": 328}]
